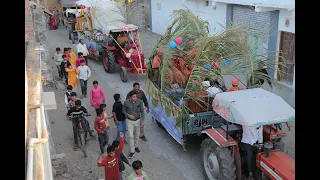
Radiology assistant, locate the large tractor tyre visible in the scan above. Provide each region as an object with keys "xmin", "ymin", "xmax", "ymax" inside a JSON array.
[
  {"xmin": 103, "ymin": 50, "xmax": 116, "ymax": 73},
  {"xmin": 120, "ymin": 66, "xmax": 128, "ymax": 82},
  {"xmin": 200, "ymin": 138, "xmax": 236, "ymax": 180},
  {"xmin": 152, "ymin": 117, "xmax": 164, "ymax": 129}
]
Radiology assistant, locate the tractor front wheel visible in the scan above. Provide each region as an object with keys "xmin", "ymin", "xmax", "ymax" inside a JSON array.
[
  {"xmin": 200, "ymin": 138, "xmax": 236, "ymax": 180},
  {"xmin": 120, "ymin": 66, "xmax": 128, "ymax": 82},
  {"xmin": 103, "ymin": 50, "xmax": 116, "ymax": 73}
]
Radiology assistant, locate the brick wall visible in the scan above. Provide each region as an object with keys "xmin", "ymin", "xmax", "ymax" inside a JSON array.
[{"xmin": 232, "ymin": 5, "xmax": 271, "ymax": 54}]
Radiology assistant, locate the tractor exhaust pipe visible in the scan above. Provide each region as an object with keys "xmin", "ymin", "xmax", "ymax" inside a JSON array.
[{"xmin": 263, "ymin": 141, "xmax": 273, "ymax": 158}]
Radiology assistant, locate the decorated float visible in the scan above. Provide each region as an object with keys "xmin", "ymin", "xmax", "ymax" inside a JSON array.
[{"xmin": 71, "ymin": 0, "xmax": 146, "ymax": 82}]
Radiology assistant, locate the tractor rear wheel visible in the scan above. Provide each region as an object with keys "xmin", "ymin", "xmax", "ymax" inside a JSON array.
[
  {"xmin": 103, "ymin": 50, "xmax": 116, "ymax": 73},
  {"xmin": 200, "ymin": 138, "xmax": 236, "ymax": 180}
]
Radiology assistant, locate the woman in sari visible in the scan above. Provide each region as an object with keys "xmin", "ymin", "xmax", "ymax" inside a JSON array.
[
  {"xmin": 50, "ymin": 14, "xmax": 58, "ymax": 30},
  {"xmin": 90, "ymin": 81, "xmax": 106, "ymax": 109},
  {"xmin": 65, "ymin": 63, "xmax": 79, "ymax": 88}
]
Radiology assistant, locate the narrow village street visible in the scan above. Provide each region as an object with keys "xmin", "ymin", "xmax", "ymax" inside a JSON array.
[
  {"xmin": 25, "ymin": 0, "xmax": 295, "ymax": 180},
  {"xmin": 44, "ymin": 27, "xmax": 295, "ymax": 180},
  {"xmin": 45, "ymin": 27, "xmax": 205, "ymax": 180}
]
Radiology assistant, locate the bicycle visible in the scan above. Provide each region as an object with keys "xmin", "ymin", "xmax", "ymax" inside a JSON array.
[{"xmin": 71, "ymin": 113, "xmax": 91, "ymax": 158}]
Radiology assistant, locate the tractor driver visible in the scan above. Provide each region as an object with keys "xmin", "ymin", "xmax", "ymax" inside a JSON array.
[
  {"xmin": 117, "ymin": 32, "xmax": 128, "ymax": 47},
  {"xmin": 241, "ymin": 125, "xmax": 263, "ymax": 180}
]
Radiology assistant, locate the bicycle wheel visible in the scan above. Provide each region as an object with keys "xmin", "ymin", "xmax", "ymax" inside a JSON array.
[{"xmin": 79, "ymin": 129, "xmax": 87, "ymax": 158}]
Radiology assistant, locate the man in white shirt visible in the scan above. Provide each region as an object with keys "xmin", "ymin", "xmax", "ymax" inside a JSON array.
[
  {"xmin": 201, "ymin": 81, "xmax": 222, "ymax": 97},
  {"xmin": 241, "ymin": 125, "xmax": 263, "ymax": 180},
  {"xmin": 77, "ymin": 39, "xmax": 89, "ymax": 65},
  {"xmin": 77, "ymin": 60, "xmax": 91, "ymax": 98}
]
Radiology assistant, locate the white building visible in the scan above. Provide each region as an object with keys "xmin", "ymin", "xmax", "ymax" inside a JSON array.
[{"xmin": 150, "ymin": 0, "xmax": 228, "ymax": 35}]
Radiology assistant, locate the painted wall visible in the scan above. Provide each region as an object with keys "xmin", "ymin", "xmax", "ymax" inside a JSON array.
[
  {"xmin": 151, "ymin": 0, "xmax": 227, "ymax": 35},
  {"xmin": 278, "ymin": 9, "xmax": 295, "ymax": 33}
]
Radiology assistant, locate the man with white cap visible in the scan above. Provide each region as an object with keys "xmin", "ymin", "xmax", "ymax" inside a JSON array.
[{"xmin": 201, "ymin": 81, "xmax": 221, "ymax": 96}]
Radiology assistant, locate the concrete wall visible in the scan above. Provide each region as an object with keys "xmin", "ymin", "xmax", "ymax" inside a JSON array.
[
  {"xmin": 272, "ymin": 9, "xmax": 295, "ymax": 107},
  {"xmin": 278, "ymin": 9, "xmax": 295, "ymax": 33},
  {"xmin": 151, "ymin": 0, "xmax": 227, "ymax": 35}
]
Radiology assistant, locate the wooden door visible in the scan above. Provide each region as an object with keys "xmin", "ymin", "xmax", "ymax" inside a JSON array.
[{"xmin": 278, "ymin": 32, "xmax": 295, "ymax": 85}]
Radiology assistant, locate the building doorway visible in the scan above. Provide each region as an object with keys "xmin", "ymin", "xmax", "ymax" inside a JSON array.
[{"xmin": 278, "ymin": 31, "xmax": 295, "ymax": 86}]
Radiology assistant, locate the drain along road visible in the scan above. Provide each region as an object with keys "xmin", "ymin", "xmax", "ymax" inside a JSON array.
[{"xmin": 45, "ymin": 27, "xmax": 295, "ymax": 180}]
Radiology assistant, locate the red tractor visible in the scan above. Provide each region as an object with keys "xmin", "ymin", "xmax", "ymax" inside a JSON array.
[
  {"xmin": 200, "ymin": 88, "xmax": 295, "ymax": 180},
  {"xmin": 101, "ymin": 24, "xmax": 147, "ymax": 82}
]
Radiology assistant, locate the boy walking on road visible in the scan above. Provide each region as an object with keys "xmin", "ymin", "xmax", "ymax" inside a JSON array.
[
  {"xmin": 60, "ymin": 55, "xmax": 68, "ymax": 84},
  {"xmin": 97, "ymin": 132, "xmax": 124, "ymax": 180},
  {"xmin": 65, "ymin": 85, "xmax": 73, "ymax": 107},
  {"xmin": 95, "ymin": 108, "xmax": 110, "ymax": 154},
  {"xmin": 112, "ymin": 93, "xmax": 127, "ymax": 143},
  {"xmin": 128, "ymin": 160, "xmax": 150, "ymax": 180},
  {"xmin": 68, "ymin": 47, "xmax": 77, "ymax": 67},
  {"xmin": 112, "ymin": 140, "xmax": 130, "ymax": 180},
  {"xmin": 122, "ymin": 90, "xmax": 145, "ymax": 159},
  {"xmin": 76, "ymin": 52, "xmax": 86, "ymax": 68},
  {"xmin": 77, "ymin": 60, "xmax": 91, "ymax": 98},
  {"xmin": 53, "ymin": 47, "xmax": 63, "ymax": 79}
]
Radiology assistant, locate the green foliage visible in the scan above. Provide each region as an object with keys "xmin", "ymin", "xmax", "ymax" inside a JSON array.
[{"xmin": 148, "ymin": 8, "xmax": 288, "ymax": 108}]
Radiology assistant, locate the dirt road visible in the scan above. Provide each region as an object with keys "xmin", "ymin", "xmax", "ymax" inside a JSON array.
[{"xmin": 45, "ymin": 27, "xmax": 295, "ymax": 180}]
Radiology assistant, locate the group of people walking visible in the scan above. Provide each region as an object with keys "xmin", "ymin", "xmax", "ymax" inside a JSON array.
[
  {"xmin": 54, "ymin": 37, "xmax": 150, "ymax": 179},
  {"xmin": 53, "ymin": 39, "xmax": 90, "ymax": 98},
  {"xmin": 63, "ymin": 76, "xmax": 149, "ymax": 179}
]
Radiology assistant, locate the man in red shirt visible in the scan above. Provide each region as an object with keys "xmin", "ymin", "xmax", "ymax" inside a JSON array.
[{"xmin": 98, "ymin": 132, "xmax": 124, "ymax": 180}]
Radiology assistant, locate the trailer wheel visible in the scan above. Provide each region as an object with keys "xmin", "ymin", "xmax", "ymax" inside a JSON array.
[
  {"xmin": 200, "ymin": 138, "xmax": 236, "ymax": 180},
  {"xmin": 152, "ymin": 117, "xmax": 164, "ymax": 129},
  {"xmin": 120, "ymin": 66, "xmax": 128, "ymax": 82}
]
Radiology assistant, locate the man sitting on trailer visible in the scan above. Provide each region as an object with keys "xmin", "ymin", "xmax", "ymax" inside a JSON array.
[{"xmin": 226, "ymin": 77, "xmax": 244, "ymax": 92}]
